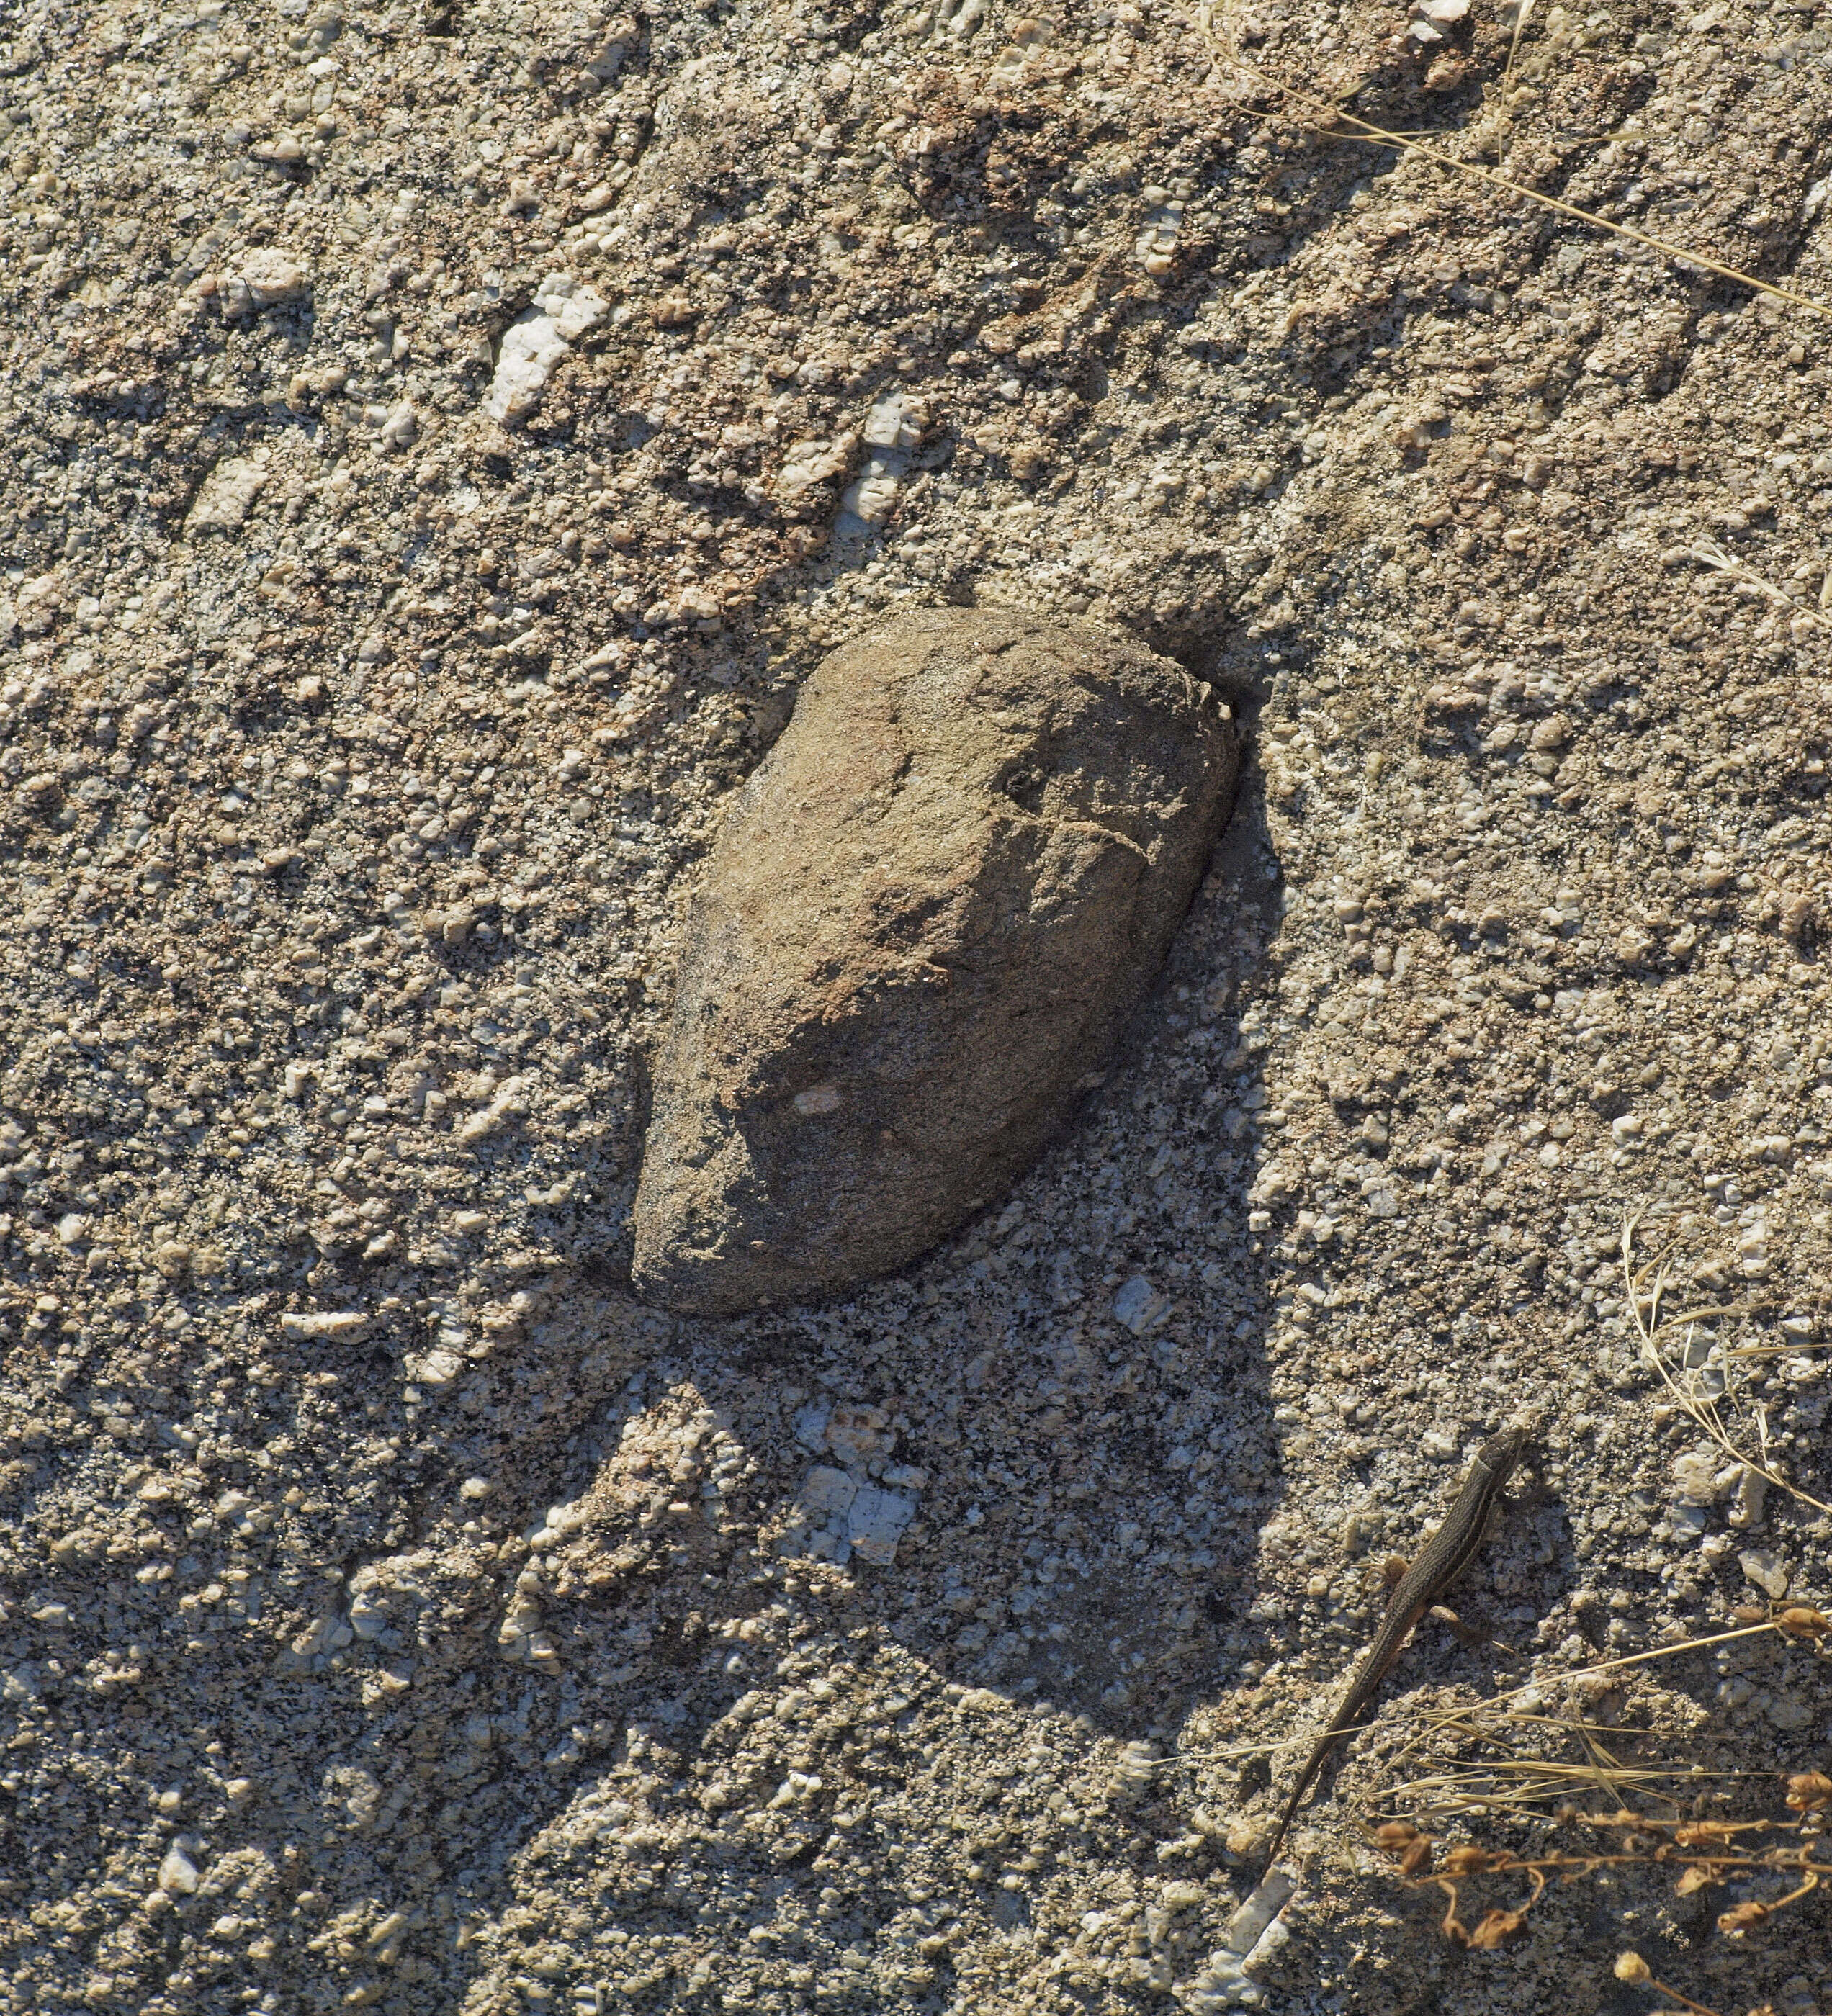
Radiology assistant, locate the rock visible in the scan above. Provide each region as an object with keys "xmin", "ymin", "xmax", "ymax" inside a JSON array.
[
  {"xmin": 1112, "ymin": 1274, "xmax": 1164, "ymax": 1335},
  {"xmin": 152, "ymin": 1239, "xmax": 192, "ymax": 1282},
  {"xmin": 1740, "ymin": 1547, "xmax": 1790, "ymax": 1600},
  {"xmin": 156, "ymin": 1845, "xmax": 200, "ymax": 1895},
  {"xmin": 632, "ymin": 606, "xmax": 1240, "ymax": 1314},
  {"xmin": 377, "ymin": 401, "xmax": 419, "ymax": 450},
  {"xmin": 482, "ymin": 274, "xmax": 607, "ymax": 425},
  {"xmin": 485, "ymin": 315, "xmax": 571, "ymax": 426},
  {"xmin": 775, "ymin": 435, "xmax": 856, "ymax": 505},
  {"xmin": 185, "ymin": 456, "xmax": 268, "ymax": 534},
  {"xmin": 279, "ymin": 1310, "xmax": 371, "ymax": 1343},
  {"xmin": 239, "ymin": 249, "xmax": 309, "ymax": 308}
]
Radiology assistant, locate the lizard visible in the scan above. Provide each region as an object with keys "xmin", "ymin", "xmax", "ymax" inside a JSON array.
[{"xmin": 1257, "ymin": 1421, "xmax": 1530, "ymax": 1876}]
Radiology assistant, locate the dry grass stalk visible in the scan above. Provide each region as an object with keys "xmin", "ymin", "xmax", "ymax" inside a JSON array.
[
  {"xmin": 1141, "ymin": 1736, "xmax": 1285, "ymax": 1773},
  {"xmin": 1376, "ymin": 1614, "xmax": 1831, "ymax": 1814},
  {"xmin": 1384, "ymin": 1705, "xmax": 1733, "ymax": 1822},
  {"xmin": 1183, "ymin": 12, "xmax": 1832, "ymax": 318},
  {"xmin": 1685, "ymin": 539, "xmax": 1829, "ymax": 634},
  {"xmin": 1379, "ymin": 1692, "xmax": 1832, "ymax": 1830},
  {"xmin": 1499, "ymin": 0, "xmax": 1537, "ymax": 94},
  {"xmin": 1620, "ymin": 1214, "xmax": 1832, "ymax": 1520}
]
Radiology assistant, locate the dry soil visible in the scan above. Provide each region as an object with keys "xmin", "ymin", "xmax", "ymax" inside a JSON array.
[{"xmin": 2, "ymin": 1, "xmax": 1832, "ymax": 2013}]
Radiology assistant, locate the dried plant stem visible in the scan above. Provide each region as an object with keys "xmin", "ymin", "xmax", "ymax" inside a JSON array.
[
  {"xmin": 1384, "ymin": 1704, "xmax": 1784, "ymax": 1827},
  {"xmin": 1182, "ymin": 23, "xmax": 1832, "ymax": 319},
  {"xmin": 1143, "ymin": 1737, "xmax": 1286, "ymax": 1771},
  {"xmin": 1501, "ymin": 0, "xmax": 1537, "ymax": 95},
  {"xmin": 1620, "ymin": 1216, "xmax": 1832, "ymax": 1520},
  {"xmin": 1501, "ymin": 1621, "xmax": 1779, "ymax": 1696},
  {"xmin": 1640, "ymin": 1977, "xmax": 1727, "ymax": 2016},
  {"xmin": 1687, "ymin": 539, "xmax": 1828, "ymax": 631},
  {"xmin": 1377, "ymin": 1800, "xmax": 1832, "ymax": 1961}
]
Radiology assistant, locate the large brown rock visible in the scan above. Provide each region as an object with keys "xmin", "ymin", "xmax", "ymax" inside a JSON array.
[{"xmin": 631, "ymin": 607, "xmax": 1241, "ymax": 1314}]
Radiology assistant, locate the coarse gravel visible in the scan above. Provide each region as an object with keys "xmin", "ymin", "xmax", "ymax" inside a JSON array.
[{"xmin": 2, "ymin": 1, "xmax": 1831, "ymax": 2013}]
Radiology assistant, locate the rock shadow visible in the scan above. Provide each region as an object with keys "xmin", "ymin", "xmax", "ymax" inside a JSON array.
[
  {"xmin": 550, "ymin": 744, "xmax": 1289, "ymax": 1740},
  {"xmin": 385, "ymin": 697, "xmax": 1300, "ymax": 1992}
]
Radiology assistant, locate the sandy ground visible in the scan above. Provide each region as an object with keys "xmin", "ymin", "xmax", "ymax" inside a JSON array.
[{"xmin": 3, "ymin": 0, "xmax": 1832, "ymax": 2010}]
